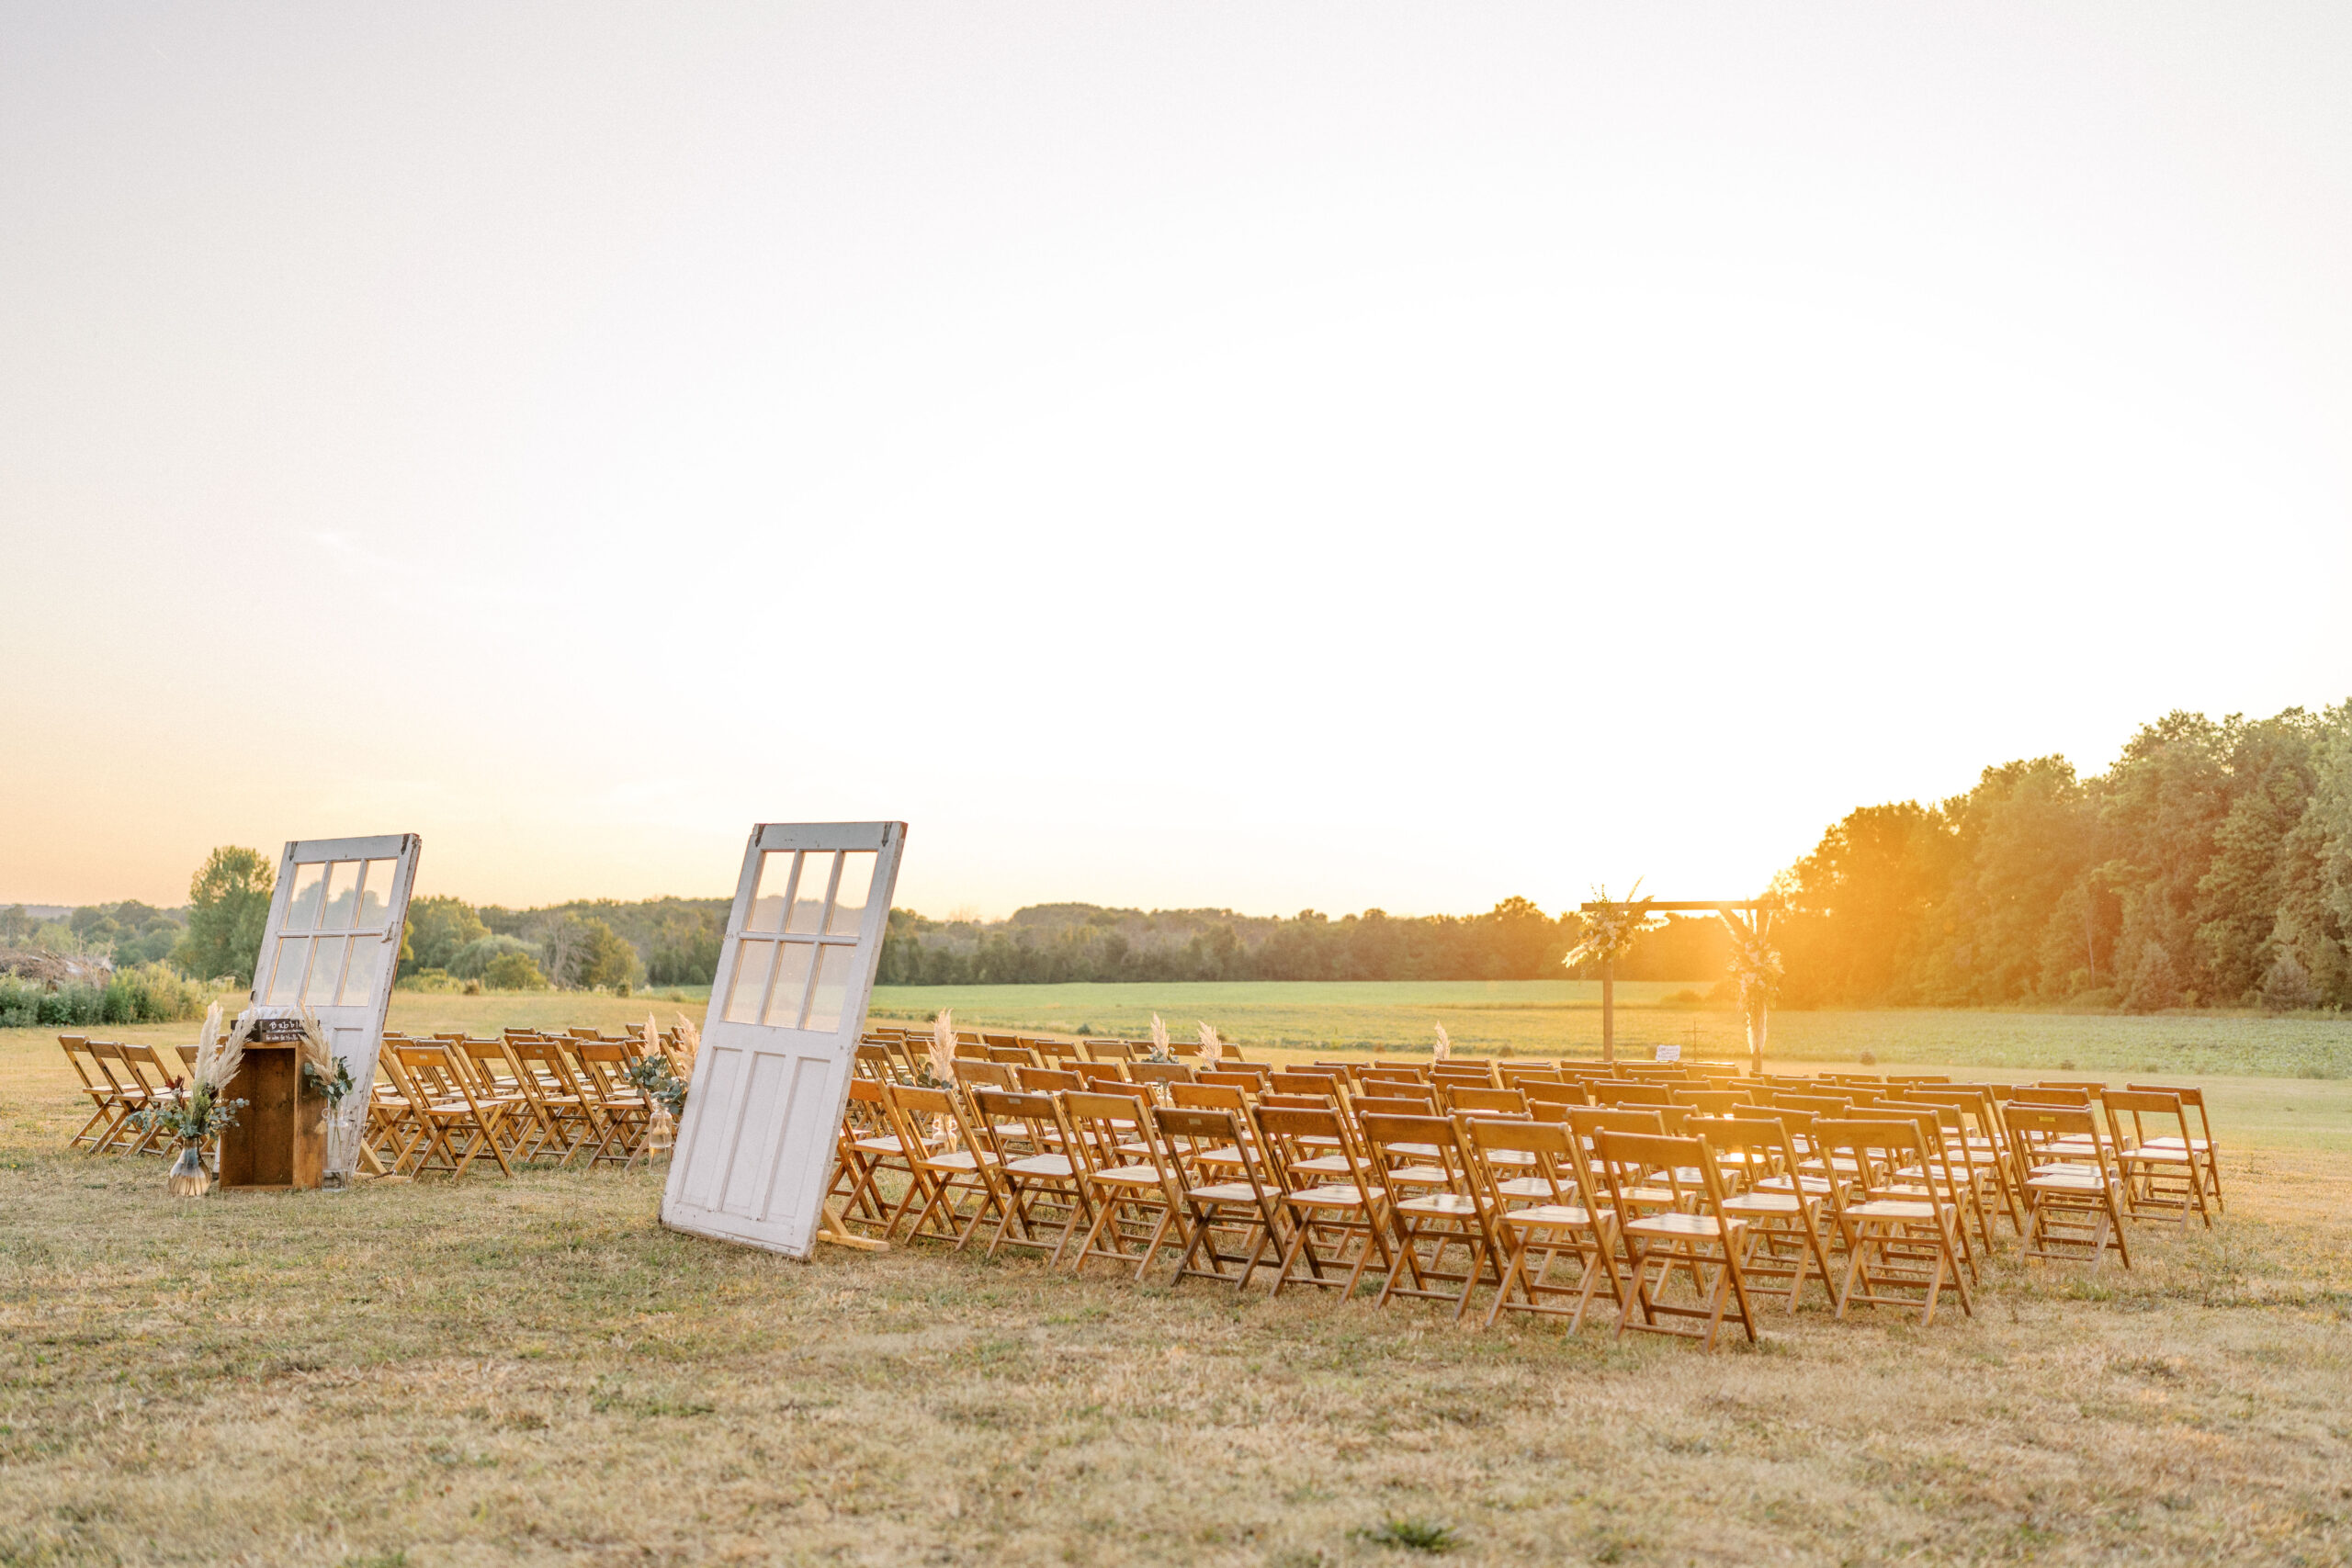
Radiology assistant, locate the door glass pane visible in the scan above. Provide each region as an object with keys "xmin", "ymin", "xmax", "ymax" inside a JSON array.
[
  {"xmin": 763, "ymin": 942, "xmax": 816, "ymax": 1028},
  {"xmin": 285, "ymin": 863, "xmax": 326, "ymax": 931},
  {"xmin": 786, "ymin": 853, "xmax": 834, "ymax": 934},
  {"xmin": 304, "ymin": 937, "xmax": 349, "ymax": 1005},
  {"xmin": 805, "ymin": 944, "xmax": 859, "ymax": 1032},
  {"xmin": 724, "ymin": 940, "xmax": 775, "ymax": 1023},
  {"xmin": 747, "ymin": 852, "xmax": 795, "ymax": 933},
  {"xmin": 355, "ymin": 861, "xmax": 397, "ymax": 929},
  {"xmin": 827, "ymin": 852, "xmax": 876, "ymax": 937},
  {"xmin": 266, "ymin": 938, "xmax": 309, "ymax": 1004},
  {"xmin": 321, "ymin": 862, "xmax": 360, "ymax": 928},
  {"xmin": 339, "ymin": 936, "xmax": 383, "ymax": 1006}
]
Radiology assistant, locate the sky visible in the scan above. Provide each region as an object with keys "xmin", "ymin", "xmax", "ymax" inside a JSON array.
[{"xmin": 4, "ymin": 3, "xmax": 2349, "ymax": 920}]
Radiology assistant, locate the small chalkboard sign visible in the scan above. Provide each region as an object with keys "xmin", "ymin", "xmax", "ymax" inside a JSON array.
[
  {"xmin": 249, "ymin": 1014, "xmax": 308, "ymax": 1043},
  {"xmin": 1654, "ymin": 1043, "xmax": 1682, "ymax": 1063}
]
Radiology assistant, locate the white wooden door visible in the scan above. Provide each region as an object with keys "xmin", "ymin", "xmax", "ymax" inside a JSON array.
[
  {"xmin": 662, "ymin": 820, "xmax": 905, "ymax": 1258},
  {"xmin": 246, "ymin": 833, "xmax": 422, "ymax": 1175}
]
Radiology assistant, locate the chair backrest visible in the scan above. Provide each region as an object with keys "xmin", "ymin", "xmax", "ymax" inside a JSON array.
[
  {"xmin": 1359, "ymin": 1111, "xmax": 1475, "ymax": 1191},
  {"xmin": 1169, "ymin": 1081, "xmax": 1249, "ymax": 1113},
  {"xmin": 1129, "ymin": 1062, "xmax": 1194, "ymax": 1087},
  {"xmin": 1462, "ymin": 1116, "xmax": 1582, "ymax": 1208},
  {"xmin": 1566, "ymin": 1105, "xmax": 1667, "ymax": 1145},
  {"xmin": 1445, "ymin": 1086, "xmax": 1528, "ymax": 1116},
  {"xmin": 1153, "ymin": 1104, "xmax": 1265, "ymax": 1188},
  {"xmin": 1063, "ymin": 1089, "xmax": 1170, "ymax": 1180},
  {"xmin": 1351, "ymin": 1090, "xmax": 1439, "ymax": 1118},
  {"xmin": 853, "ymin": 1043, "xmax": 897, "ymax": 1079},
  {"xmin": 1592, "ymin": 1129, "xmax": 1729, "ymax": 1211},
  {"xmin": 1591, "ymin": 1080, "xmax": 1673, "ymax": 1107},
  {"xmin": 985, "ymin": 1044, "xmax": 1039, "ymax": 1066},
  {"xmin": 1776, "ymin": 1092, "xmax": 1850, "ymax": 1116},
  {"xmin": 1084, "ymin": 1039, "xmax": 1135, "ymax": 1062},
  {"xmin": 1015, "ymin": 1066, "xmax": 1083, "ymax": 1094},
  {"xmin": 2005, "ymin": 1086, "xmax": 2089, "ymax": 1108},
  {"xmin": 2001, "ymin": 1102, "xmax": 2118, "ymax": 1181},
  {"xmin": 1669, "ymin": 1089, "xmax": 1744, "ymax": 1118},
  {"xmin": 954, "ymin": 1060, "xmax": 1017, "ymax": 1091},
  {"xmin": 1199, "ymin": 1069, "xmax": 1267, "ymax": 1092},
  {"xmin": 2103, "ymin": 1089, "xmax": 2189, "ymax": 1148},
  {"xmin": 1808, "ymin": 1118, "xmax": 1940, "ymax": 1201},
  {"xmin": 1034, "ymin": 1038, "xmax": 1083, "ymax": 1064},
  {"xmin": 2127, "ymin": 1082, "xmax": 2215, "ymax": 1145},
  {"xmin": 970, "ymin": 1087, "xmax": 1065, "ymax": 1156},
  {"xmin": 1251, "ymin": 1104, "xmax": 1363, "ymax": 1190},
  {"xmin": 1257, "ymin": 1091, "xmax": 1333, "ymax": 1112},
  {"xmin": 1270, "ymin": 1069, "xmax": 1344, "ymax": 1097},
  {"xmin": 117, "ymin": 1043, "xmax": 173, "ymax": 1094},
  {"xmin": 1522, "ymin": 1080, "xmax": 1589, "ymax": 1112}
]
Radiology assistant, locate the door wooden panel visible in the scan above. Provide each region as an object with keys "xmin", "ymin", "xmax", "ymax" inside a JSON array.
[
  {"xmin": 662, "ymin": 821, "xmax": 905, "ymax": 1258},
  {"xmin": 244, "ymin": 833, "xmax": 421, "ymax": 1178}
]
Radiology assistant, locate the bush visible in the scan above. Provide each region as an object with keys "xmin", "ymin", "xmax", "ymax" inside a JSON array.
[
  {"xmin": 449, "ymin": 933, "xmax": 537, "ymax": 980},
  {"xmin": 0, "ymin": 962, "xmax": 219, "ymax": 1028},
  {"xmin": 483, "ymin": 950, "xmax": 549, "ymax": 990},
  {"xmin": 2262, "ymin": 952, "xmax": 2324, "ymax": 1012}
]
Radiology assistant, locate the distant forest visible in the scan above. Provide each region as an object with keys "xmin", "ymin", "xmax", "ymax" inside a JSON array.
[{"xmin": 14, "ymin": 701, "xmax": 2347, "ymax": 1014}]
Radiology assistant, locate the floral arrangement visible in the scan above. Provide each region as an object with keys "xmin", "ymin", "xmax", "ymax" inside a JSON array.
[
  {"xmin": 1432, "ymin": 1023, "xmax": 1453, "ymax": 1063},
  {"xmin": 627, "ymin": 1051, "xmax": 688, "ymax": 1118},
  {"xmin": 1562, "ymin": 881, "xmax": 1664, "ymax": 972},
  {"xmin": 291, "ymin": 1005, "xmax": 354, "ymax": 1111},
  {"xmin": 138, "ymin": 1001, "xmax": 248, "ymax": 1145},
  {"xmin": 1142, "ymin": 1014, "xmax": 1177, "ymax": 1064},
  {"xmin": 917, "ymin": 1009, "xmax": 957, "ymax": 1089},
  {"xmin": 1718, "ymin": 911, "xmax": 1783, "ymax": 1016},
  {"xmin": 1195, "ymin": 1021, "xmax": 1223, "ymax": 1066}
]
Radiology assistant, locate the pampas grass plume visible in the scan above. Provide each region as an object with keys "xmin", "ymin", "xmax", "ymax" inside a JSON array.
[
  {"xmin": 1433, "ymin": 1023, "xmax": 1453, "ymax": 1063},
  {"xmin": 1196, "ymin": 1021, "xmax": 1222, "ymax": 1066}
]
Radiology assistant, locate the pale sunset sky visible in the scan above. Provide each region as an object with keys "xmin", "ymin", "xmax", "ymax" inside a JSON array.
[{"xmin": 4, "ymin": 4, "xmax": 2348, "ymax": 919}]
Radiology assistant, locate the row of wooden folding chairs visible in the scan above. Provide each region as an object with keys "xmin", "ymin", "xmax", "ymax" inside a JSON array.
[
  {"xmin": 829, "ymin": 1071, "xmax": 2007, "ymax": 1348},
  {"xmin": 367, "ymin": 1031, "xmax": 659, "ymax": 1179},
  {"xmin": 58, "ymin": 1034, "xmax": 203, "ymax": 1156}
]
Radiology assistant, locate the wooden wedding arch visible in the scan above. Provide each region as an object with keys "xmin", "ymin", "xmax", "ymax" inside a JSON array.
[{"xmin": 1578, "ymin": 898, "xmax": 1774, "ymax": 1073}]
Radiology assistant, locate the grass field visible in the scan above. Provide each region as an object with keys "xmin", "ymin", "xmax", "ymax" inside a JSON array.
[{"xmin": 6, "ymin": 994, "xmax": 2352, "ymax": 1564}]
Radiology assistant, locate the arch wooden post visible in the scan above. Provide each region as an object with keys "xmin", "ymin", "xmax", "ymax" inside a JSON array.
[{"xmin": 1600, "ymin": 954, "xmax": 1615, "ymax": 1065}]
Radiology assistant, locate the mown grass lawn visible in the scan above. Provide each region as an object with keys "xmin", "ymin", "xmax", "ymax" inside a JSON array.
[{"xmin": 5, "ymin": 1013, "xmax": 2349, "ymax": 1565}]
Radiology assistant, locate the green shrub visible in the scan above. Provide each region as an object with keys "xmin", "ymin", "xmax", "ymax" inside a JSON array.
[
  {"xmin": 0, "ymin": 963, "xmax": 221, "ymax": 1029},
  {"xmin": 483, "ymin": 950, "xmax": 549, "ymax": 990}
]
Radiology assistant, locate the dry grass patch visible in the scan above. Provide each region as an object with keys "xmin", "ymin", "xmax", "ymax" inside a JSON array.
[{"xmin": 3, "ymin": 1032, "xmax": 2350, "ymax": 1565}]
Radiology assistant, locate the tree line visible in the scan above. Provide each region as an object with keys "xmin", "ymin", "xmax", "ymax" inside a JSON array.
[
  {"xmin": 20, "ymin": 695, "xmax": 2344, "ymax": 1012},
  {"xmin": 1773, "ymin": 704, "xmax": 2352, "ymax": 1011}
]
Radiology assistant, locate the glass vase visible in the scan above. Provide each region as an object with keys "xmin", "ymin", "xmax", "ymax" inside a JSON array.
[
  {"xmin": 167, "ymin": 1141, "xmax": 213, "ymax": 1198},
  {"xmin": 322, "ymin": 1104, "xmax": 359, "ymax": 1190}
]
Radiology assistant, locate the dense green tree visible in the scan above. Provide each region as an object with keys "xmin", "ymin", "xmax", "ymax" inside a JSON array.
[
  {"xmin": 172, "ymin": 846, "xmax": 275, "ymax": 985},
  {"xmin": 401, "ymin": 896, "xmax": 490, "ymax": 976}
]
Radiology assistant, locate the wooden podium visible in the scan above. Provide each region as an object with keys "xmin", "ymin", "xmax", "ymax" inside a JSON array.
[{"xmin": 219, "ymin": 1030, "xmax": 326, "ymax": 1191}]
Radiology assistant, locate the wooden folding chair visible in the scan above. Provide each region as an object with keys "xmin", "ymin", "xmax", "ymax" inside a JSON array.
[
  {"xmin": 1157, "ymin": 1104, "xmax": 1286, "ymax": 1292},
  {"xmin": 2008, "ymin": 1104, "xmax": 2133, "ymax": 1269},
  {"xmin": 2127, "ymin": 1082, "xmax": 2222, "ymax": 1210},
  {"xmin": 450, "ymin": 1037, "xmax": 535, "ymax": 1163},
  {"xmin": 2106, "ymin": 1089, "xmax": 2213, "ymax": 1228},
  {"xmin": 1254, "ymin": 1104, "xmax": 1393, "ymax": 1300},
  {"xmin": 504, "ymin": 1035, "xmax": 599, "ymax": 1166},
  {"xmin": 390, "ymin": 1043, "xmax": 517, "ymax": 1178},
  {"xmin": 59, "ymin": 1036, "xmax": 129, "ymax": 1153},
  {"xmin": 1810, "ymin": 1119, "xmax": 1972, "ymax": 1324},
  {"xmin": 1357, "ymin": 1112, "xmax": 1497, "ymax": 1320},
  {"xmin": 1464, "ymin": 1117, "xmax": 1621, "ymax": 1332},
  {"xmin": 881, "ymin": 1082, "xmax": 1008, "ymax": 1247},
  {"xmin": 112, "ymin": 1044, "xmax": 180, "ymax": 1156},
  {"xmin": 1591, "ymin": 1130, "xmax": 1758, "ymax": 1350},
  {"xmin": 1061, "ymin": 1090, "xmax": 1191, "ymax": 1280},
  {"xmin": 1698, "ymin": 1118, "xmax": 1838, "ymax": 1314},
  {"xmin": 828, "ymin": 1077, "xmax": 910, "ymax": 1235},
  {"xmin": 969, "ymin": 1088, "xmax": 1091, "ymax": 1264}
]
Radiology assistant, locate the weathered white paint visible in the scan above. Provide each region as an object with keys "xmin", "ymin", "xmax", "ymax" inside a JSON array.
[
  {"xmin": 245, "ymin": 832, "xmax": 422, "ymax": 1176},
  {"xmin": 662, "ymin": 821, "xmax": 905, "ymax": 1259}
]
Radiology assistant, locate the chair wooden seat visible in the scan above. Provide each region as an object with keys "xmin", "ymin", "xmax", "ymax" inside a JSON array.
[
  {"xmin": 1289, "ymin": 1153, "xmax": 1356, "ymax": 1175},
  {"xmin": 1002, "ymin": 1152, "xmax": 1076, "ymax": 1178},
  {"xmin": 1721, "ymin": 1191, "xmax": 1803, "ymax": 1214},
  {"xmin": 1624, "ymin": 1212, "xmax": 1738, "ymax": 1239},
  {"xmin": 1500, "ymin": 1202, "xmax": 1595, "ymax": 1227},
  {"xmin": 1291, "ymin": 1182, "xmax": 1384, "ymax": 1207},
  {"xmin": 1185, "ymin": 1179, "xmax": 1267, "ymax": 1203},
  {"xmin": 929, "ymin": 1147, "xmax": 1001, "ymax": 1172},
  {"xmin": 1396, "ymin": 1191, "xmax": 1481, "ymax": 1218},
  {"xmin": 1849, "ymin": 1198, "xmax": 1939, "ymax": 1220},
  {"xmin": 1090, "ymin": 1162, "xmax": 1164, "ymax": 1186}
]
